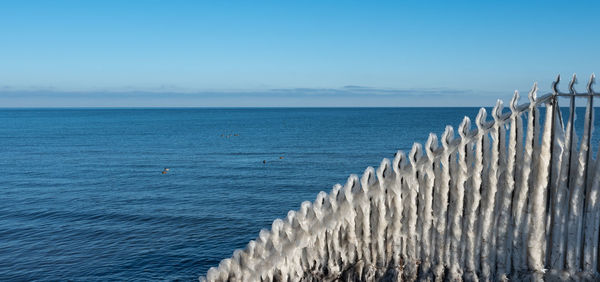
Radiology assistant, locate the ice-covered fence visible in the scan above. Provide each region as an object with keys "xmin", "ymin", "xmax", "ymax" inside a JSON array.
[{"xmin": 201, "ymin": 74, "xmax": 599, "ymax": 281}]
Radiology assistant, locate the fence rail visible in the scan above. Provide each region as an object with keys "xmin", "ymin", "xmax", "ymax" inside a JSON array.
[{"xmin": 201, "ymin": 74, "xmax": 599, "ymax": 282}]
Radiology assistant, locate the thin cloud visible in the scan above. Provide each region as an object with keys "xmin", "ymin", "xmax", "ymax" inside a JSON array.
[
  {"xmin": 0, "ymin": 86, "xmax": 505, "ymax": 107},
  {"xmin": 265, "ymin": 86, "xmax": 484, "ymax": 97}
]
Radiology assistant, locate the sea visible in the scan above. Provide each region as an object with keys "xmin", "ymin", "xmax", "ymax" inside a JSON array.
[{"xmin": 1, "ymin": 107, "xmax": 597, "ymax": 281}]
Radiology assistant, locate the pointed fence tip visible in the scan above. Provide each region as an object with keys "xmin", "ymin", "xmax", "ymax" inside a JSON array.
[
  {"xmin": 476, "ymin": 108, "xmax": 487, "ymax": 127},
  {"xmin": 409, "ymin": 143, "xmax": 422, "ymax": 165},
  {"xmin": 393, "ymin": 151, "xmax": 406, "ymax": 173},
  {"xmin": 528, "ymin": 82, "xmax": 538, "ymax": 102},
  {"xmin": 441, "ymin": 126, "xmax": 454, "ymax": 146},
  {"xmin": 569, "ymin": 73, "xmax": 578, "ymax": 93},
  {"xmin": 552, "ymin": 75, "xmax": 561, "ymax": 94},
  {"xmin": 425, "ymin": 133, "xmax": 439, "ymax": 155},
  {"xmin": 377, "ymin": 158, "xmax": 391, "ymax": 179},
  {"xmin": 361, "ymin": 166, "xmax": 376, "ymax": 187},
  {"xmin": 493, "ymin": 99, "xmax": 504, "ymax": 119},
  {"xmin": 587, "ymin": 73, "xmax": 595, "ymax": 93},
  {"xmin": 426, "ymin": 133, "xmax": 438, "ymax": 149},
  {"xmin": 510, "ymin": 90, "xmax": 520, "ymax": 111},
  {"xmin": 347, "ymin": 174, "xmax": 360, "ymax": 192},
  {"xmin": 459, "ymin": 116, "xmax": 471, "ymax": 137}
]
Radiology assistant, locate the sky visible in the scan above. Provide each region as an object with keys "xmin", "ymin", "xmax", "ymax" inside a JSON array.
[{"xmin": 0, "ymin": 0, "xmax": 598, "ymax": 107}]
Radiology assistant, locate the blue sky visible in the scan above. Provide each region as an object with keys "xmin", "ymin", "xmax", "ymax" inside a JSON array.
[{"xmin": 0, "ymin": 1, "xmax": 598, "ymax": 107}]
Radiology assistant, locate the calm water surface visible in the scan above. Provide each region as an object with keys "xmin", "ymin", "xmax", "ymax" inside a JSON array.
[{"xmin": 1, "ymin": 107, "xmax": 597, "ymax": 281}]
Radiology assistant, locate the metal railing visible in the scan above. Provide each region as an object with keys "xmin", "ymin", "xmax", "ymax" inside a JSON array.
[{"xmin": 202, "ymin": 74, "xmax": 600, "ymax": 282}]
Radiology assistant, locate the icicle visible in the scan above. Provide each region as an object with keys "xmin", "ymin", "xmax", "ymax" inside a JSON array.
[
  {"xmin": 493, "ymin": 98, "xmax": 512, "ymax": 280},
  {"xmin": 376, "ymin": 158, "xmax": 394, "ymax": 267},
  {"xmin": 527, "ymin": 86, "xmax": 552, "ymax": 272},
  {"xmin": 300, "ymin": 200, "xmax": 320, "ymax": 273},
  {"xmin": 324, "ymin": 185, "xmax": 342, "ymax": 275},
  {"xmin": 392, "ymin": 151, "xmax": 407, "ymax": 271},
  {"xmin": 566, "ymin": 74, "xmax": 586, "ymax": 272},
  {"xmin": 342, "ymin": 175, "xmax": 360, "ymax": 265},
  {"xmin": 358, "ymin": 167, "xmax": 375, "ymax": 272},
  {"xmin": 284, "ymin": 211, "xmax": 303, "ymax": 280},
  {"xmin": 546, "ymin": 110, "xmax": 565, "ymax": 266},
  {"xmin": 551, "ymin": 83, "xmax": 575, "ymax": 270},
  {"xmin": 478, "ymin": 101, "xmax": 502, "ymax": 280},
  {"xmin": 431, "ymin": 129, "xmax": 451, "ymax": 279},
  {"xmin": 583, "ymin": 74, "xmax": 598, "ymax": 273},
  {"xmin": 477, "ymin": 109, "xmax": 492, "ymax": 279},
  {"xmin": 418, "ymin": 134, "xmax": 437, "ymax": 278},
  {"xmin": 360, "ymin": 167, "xmax": 377, "ymax": 277},
  {"xmin": 510, "ymin": 92, "xmax": 525, "ymax": 275},
  {"xmin": 463, "ymin": 108, "xmax": 487, "ymax": 280},
  {"xmin": 545, "ymin": 75, "xmax": 564, "ymax": 273},
  {"xmin": 442, "ymin": 127, "xmax": 458, "ymax": 272},
  {"xmin": 309, "ymin": 191, "xmax": 328, "ymax": 273},
  {"xmin": 371, "ymin": 159, "xmax": 388, "ymax": 273},
  {"xmin": 446, "ymin": 118, "xmax": 470, "ymax": 279},
  {"xmin": 403, "ymin": 143, "xmax": 422, "ymax": 280},
  {"xmin": 512, "ymin": 84, "xmax": 537, "ymax": 271},
  {"xmin": 583, "ymin": 144, "xmax": 600, "ymax": 273}
]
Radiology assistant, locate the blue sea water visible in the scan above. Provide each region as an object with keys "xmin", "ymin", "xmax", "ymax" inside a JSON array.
[{"xmin": 0, "ymin": 107, "xmax": 597, "ymax": 281}]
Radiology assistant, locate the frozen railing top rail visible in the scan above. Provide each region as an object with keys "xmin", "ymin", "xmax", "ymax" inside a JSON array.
[{"xmin": 201, "ymin": 74, "xmax": 600, "ymax": 282}]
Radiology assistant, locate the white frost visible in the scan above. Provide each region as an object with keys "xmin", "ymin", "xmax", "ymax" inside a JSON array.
[{"xmin": 201, "ymin": 79, "xmax": 600, "ymax": 281}]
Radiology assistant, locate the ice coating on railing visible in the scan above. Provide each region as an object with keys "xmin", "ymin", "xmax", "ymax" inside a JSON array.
[{"xmin": 201, "ymin": 74, "xmax": 600, "ymax": 281}]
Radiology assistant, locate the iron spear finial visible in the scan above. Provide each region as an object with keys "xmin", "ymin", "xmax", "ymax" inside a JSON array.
[
  {"xmin": 528, "ymin": 82, "xmax": 538, "ymax": 103},
  {"xmin": 569, "ymin": 73, "xmax": 577, "ymax": 94},
  {"xmin": 552, "ymin": 74, "xmax": 561, "ymax": 94},
  {"xmin": 587, "ymin": 73, "xmax": 595, "ymax": 94},
  {"xmin": 510, "ymin": 90, "xmax": 519, "ymax": 113}
]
